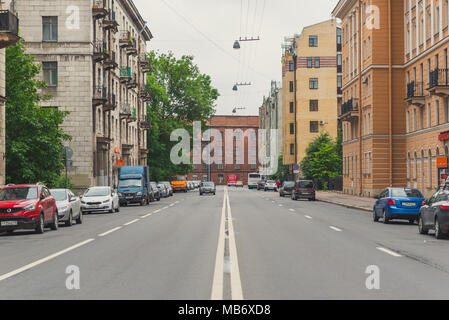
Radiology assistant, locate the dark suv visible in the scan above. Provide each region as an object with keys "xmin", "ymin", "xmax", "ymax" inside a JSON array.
[
  {"xmin": 0, "ymin": 183, "xmax": 59, "ymax": 234},
  {"xmin": 291, "ymin": 180, "xmax": 316, "ymax": 201}
]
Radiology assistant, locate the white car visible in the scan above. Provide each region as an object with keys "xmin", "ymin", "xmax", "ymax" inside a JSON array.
[
  {"xmin": 264, "ymin": 180, "xmax": 278, "ymax": 191},
  {"xmin": 50, "ymin": 188, "xmax": 82, "ymax": 226},
  {"xmin": 81, "ymin": 186, "xmax": 119, "ymax": 214}
]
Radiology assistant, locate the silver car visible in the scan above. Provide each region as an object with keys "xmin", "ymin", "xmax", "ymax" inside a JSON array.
[{"xmin": 50, "ymin": 189, "xmax": 82, "ymax": 226}]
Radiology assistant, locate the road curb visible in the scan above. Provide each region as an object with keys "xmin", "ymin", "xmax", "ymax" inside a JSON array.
[{"xmin": 317, "ymin": 198, "xmax": 372, "ymax": 212}]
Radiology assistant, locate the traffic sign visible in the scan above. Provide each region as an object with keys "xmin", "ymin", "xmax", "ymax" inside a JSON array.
[
  {"xmin": 293, "ymin": 164, "xmax": 300, "ymax": 170},
  {"xmin": 63, "ymin": 146, "xmax": 73, "ymax": 159}
]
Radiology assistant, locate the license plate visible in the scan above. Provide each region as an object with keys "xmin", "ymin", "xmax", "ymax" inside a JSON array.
[
  {"xmin": 402, "ymin": 202, "xmax": 415, "ymax": 207},
  {"xmin": 90, "ymin": 205, "xmax": 100, "ymax": 208},
  {"xmin": 126, "ymin": 197, "xmax": 133, "ymax": 200},
  {"xmin": 1, "ymin": 221, "xmax": 18, "ymax": 226}
]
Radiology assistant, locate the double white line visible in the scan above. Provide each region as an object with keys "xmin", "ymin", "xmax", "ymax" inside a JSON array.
[{"xmin": 211, "ymin": 188, "xmax": 243, "ymax": 300}]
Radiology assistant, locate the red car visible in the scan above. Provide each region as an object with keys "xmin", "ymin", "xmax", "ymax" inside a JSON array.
[{"xmin": 0, "ymin": 183, "xmax": 59, "ymax": 234}]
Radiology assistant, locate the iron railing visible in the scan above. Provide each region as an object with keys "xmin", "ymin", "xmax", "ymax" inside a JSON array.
[{"xmin": 0, "ymin": 10, "xmax": 18, "ymax": 34}]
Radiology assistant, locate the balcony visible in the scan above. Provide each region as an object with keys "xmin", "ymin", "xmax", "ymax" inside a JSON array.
[
  {"xmin": 102, "ymin": 10, "xmax": 118, "ymax": 33},
  {"xmin": 405, "ymin": 81, "xmax": 425, "ymax": 106},
  {"xmin": 103, "ymin": 93, "xmax": 117, "ymax": 111},
  {"xmin": 139, "ymin": 115, "xmax": 151, "ymax": 130},
  {"xmin": 126, "ymin": 39, "xmax": 138, "ymax": 56},
  {"xmin": 93, "ymin": 41, "xmax": 107, "ymax": 62},
  {"xmin": 139, "ymin": 87, "xmax": 151, "ymax": 102},
  {"xmin": 0, "ymin": 10, "xmax": 19, "ymax": 49},
  {"xmin": 127, "ymin": 108, "xmax": 137, "ymax": 123},
  {"xmin": 428, "ymin": 68, "xmax": 449, "ymax": 97},
  {"xmin": 139, "ymin": 53, "xmax": 151, "ymax": 73},
  {"xmin": 119, "ymin": 67, "xmax": 131, "ymax": 83},
  {"xmin": 103, "ymin": 51, "xmax": 118, "ymax": 70},
  {"xmin": 92, "ymin": 86, "xmax": 107, "ymax": 106},
  {"xmin": 340, "ymin": 98, "xmax": 359, "ymax": 121},
  {"xmin": 119, "ymin": 31, "xmax": 133, "ymax": 48},
  {"xmin": 126, "ymin": 74, "xmax": 138, "ymax": 89},
  {"xmin": 120, "ymin": 104, "xmax": 131, "ymax": 118},
  {"xmin": 122, "ymin": 144, "xmax": 133, "ymax": 156},
  {"xmin": 92, "ymin": 1, "xmax": 108, "ymax": 19}
]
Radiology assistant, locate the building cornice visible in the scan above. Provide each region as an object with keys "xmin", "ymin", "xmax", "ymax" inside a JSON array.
[{"xmin": 332, "ymin": 0, "xmax": 358, "ymax": 19}]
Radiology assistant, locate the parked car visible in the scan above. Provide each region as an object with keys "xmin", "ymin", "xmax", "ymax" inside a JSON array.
[
  {"xmin": 418, "ymin": 189, "xmax": 449, "ymax": 239},
  {"xmin": 149, "ymin": 182, "xmax": 161, "ymax": 202},
  {"xmin": 264, "ymin": 180, "xmax": 277, "ymax": 192},
  {"xmin": 279, "ymin": 181, "xmax": 295, "ymax": 197},
  {"xmin": 157, "ymin": 183, "xmax": 169, "ymax": 198},
  {"xmin": 257, "ymin": 180, "xmax": 266, "ymax": 190},
  {"xmin": 117, "ymin": 166, "xmax": 151, "ymax": 206},
  {"xmin": 373, "ymin": 187, "xmax": 424, "ymax": 224},
  {"xmin": 199, "ymin": 182, "xmax": 216, "ymax": 196},
  {"xmin": 50, "ymin": 188, "xmax": 82, "ymax": 227},
  {"xmin": 193, "ymin": 181, "xmax": 201, "ymax": 189},
  {"xmin": 161, "ymin": 181, "xmax": 174, "ymax": 196},
  {"xmin": 0, "ymin": 183, "xmax": 59, "ymax": 234},
  {"xmin": 81, "ymin": 187, "xmax": 119, "ymax": 214},
  {"xmin": 187, "ymin": 181, "xmax": 194, "ymax": 191},
  {"xmin": 236, "ymin": 181, "xmax": 244, "ymax": 188},
  {"xmin": 291, "ymin": 180, "xmax": 316, "ymax": 201}
]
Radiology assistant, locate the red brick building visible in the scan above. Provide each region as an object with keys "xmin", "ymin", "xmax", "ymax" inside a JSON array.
[{"xmin": 187, "ymin": 115, "xmax": 260, "ymax": 185}]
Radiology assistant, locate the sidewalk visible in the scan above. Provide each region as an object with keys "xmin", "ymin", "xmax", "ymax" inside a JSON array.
[{"xmin": 316, "ymin": 191, "xmax": 375, "ymax": 212}]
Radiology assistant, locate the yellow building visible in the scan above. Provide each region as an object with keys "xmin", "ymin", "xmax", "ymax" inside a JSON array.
[{"xmin": 282, "ymin": 19, "xmax": 342, "ymax": 175}]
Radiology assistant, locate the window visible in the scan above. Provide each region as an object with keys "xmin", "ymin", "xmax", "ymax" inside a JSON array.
[
  {"xmin": 314, "ymin": 57, "xmax": 320, "ymax": 68},
  {"xmin": 436, "ymin": 99, "xmax": 440, "ymax": 125},
  {"xmin": 290, "ymin": 144, "xmax": 294, "ymax": 155},
  {"xmin": 307, "ymin": 57, "xmax": 313, "ymax": 68},
  {"xmin": 290, "ymin": 102, "xmax": 294, "ymax": 113},
  {"xmin": 310, "ymin": 121, "xmax": 319, "ymax": 133},
  {"xmin": 290, "ymin": 123, "xmax": 295, "ymax": 134},
  {"xmin": 309, "ymin": 78, "xmax": 318, "ymax": 89},
  {"xmin": 289, "ymin": 60, "xmax": 294, "ymax": 71},
  {"xmin": 42, "ymin": 62, "xmax": 58, "ymax": 86},
  {"xmin": 289, "ymin": 81, "xmax": 294, "ymax": 92},
  {"xmin": 42, "ymin": 17, "xmax": 58, "ymax": 42},
  {"xmin": 309, "ymin": 35, "xmax": 318, "ymax": 47},
  {"xmin": 309, "ymin": 100, "xmax": 318, "ymax": 112}
]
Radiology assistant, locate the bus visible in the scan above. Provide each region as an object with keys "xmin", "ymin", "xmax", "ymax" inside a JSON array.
[
  {"xmin": 248, "ymin": 173, "xmax": 261, "ymax": 189},
  {"xmin": 169, "ymin": 175, "xmax": 187, "ymax": 192}
]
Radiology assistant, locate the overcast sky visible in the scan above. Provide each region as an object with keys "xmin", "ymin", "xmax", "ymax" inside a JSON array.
[{"xmin": 133, "ymin": 0, "xmax": 340, "ymax": 116}]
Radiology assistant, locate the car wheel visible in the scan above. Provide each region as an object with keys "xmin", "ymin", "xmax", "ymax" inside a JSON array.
[
  {"xmin": 373, "ymin": 210, "xmax": 379, "ymax": 222},
  {"xmin": 35, "ymin": 213, "xmax": 45, "ymax": 234},
  {"xmin": 382, "ymin": 210, "xmax": 389, "ymax": 224},
  {"xmin": 50, "ymin": 210, "xmax": 59, "ymax": 231},
  {"xmin": 418, "ymin": 216, "xmax": 428, "ymax": 235},
  {"xmin": 65, "ymin": 210, "xmax": 73, "ymax": 227},
  {"xmin": 435, "ymin": 218, "xmax": 446, "ymax": 239},
  {"xmin": 6, "ymin": 230, "xmax": 14, "ymax": 235},
  {"xmin": 76, "ymin": 211, "xmax": 83, "ymax": 224},
  {"xmin": 409, "ymin": 219, "xmax": 416, "ymax": 225}
]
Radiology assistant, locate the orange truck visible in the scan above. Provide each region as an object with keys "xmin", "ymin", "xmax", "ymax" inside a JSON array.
[{"xmin": 170, "ymin": 175, "xmax": 187, "ymax": 192}]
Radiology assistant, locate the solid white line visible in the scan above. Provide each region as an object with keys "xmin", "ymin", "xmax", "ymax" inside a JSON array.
[
  {"xmin": 0, "ymin": 239, "xmax": 95, "ymax": 282},
  {"xmin": 329, "ymin": 226, "xmax": 342, "ymax": 232},
  {"xmin": 226, "ymin": 189, "xmax": 244, "ymax": 300},
  {"xmin": 278, "ymin": 204, "xmax": 283, "ymax": 207},
  {"xmin": 124, "ymin": 219, "xmax": 139, "ymax": 226},
  {"xmin": 162, "ymin": 206, "xmax": 169, "ymax": 210},
  {"xmin": 289, "ymin": 209, "xmax": 295, "ymax": 212},
  {"xmin": 142, "ymin": 213, "xmax": 153, "ymax": 218},
  {"xmin": 98, "ymin": 227, "xmax": 122, "ymax": 237},
  {"xmin": 304, "ymin": 215, "xmax": 313, "ymax": 219},
  {"xmin": 376, "ymin": 247, "xmax": 402, "ymax": 257},
  {"xmin": 211, "ymin": 188, "xmax": 226, "ymax": 300}
]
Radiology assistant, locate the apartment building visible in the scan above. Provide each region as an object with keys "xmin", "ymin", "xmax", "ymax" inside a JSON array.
[
  {"xmin": 258, "ymin": 81, "xmax": 283, "ymax": 175},
  {"xmin": 0, "ymin": 5, "xmax": 19, "ymax": 186},
  {"xmin": 281, "ymin": 19, "xmax": 341, "ymax": 175},
  {"xmin": 11, "ymin": 0, "xmax": 152, "ymax": 189},
  {"xmin": 187, "ymin": 116, "xmax": 260, "ymax": 185}
]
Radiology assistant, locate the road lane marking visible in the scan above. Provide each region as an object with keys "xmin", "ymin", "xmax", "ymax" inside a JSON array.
[
  {"xmin": 211, "ymin": 188, "xmax": 226, "ymax": 300},
  {"xmin": 376, "ymin": 247, "xmax": 402, "ymax": 257},
  {"xmin": 278, "ymin": 204, "xmax": 283, "ymax": 207},
  {"xmin": 124, "ymin": 219, "xmax": 139, "ymax": 226},
  {"xmin": 98, "ymin": 227, "xmax": 122, "ymax": 237},
  {"xmin": 142, "ymin": 213, "xmax": 153, "ymax": 218},
  {"xmin": 0, "ymin": 239, "xmax": 95, "ymax": 282},
  {"xmin": 304, "ymin": 215, "xmax": 313, "ymax": 219},
  {"xmin": 226, "ymin": 189, "xmax": 244, "ymax": 300},
  {"xmin": 329, "ymin": 226, "xmax": 342, "ymax": 232},
  {"xmin": 289, "ymin": 209, "xmax": 295, "ymax": 212},
  {"xmin": 162, "ymin": 206, "xmax": 169, "ymax": 210},
  {"xmin": 169, "ymin": 203, "xmax": 175, "ymax": 207}
]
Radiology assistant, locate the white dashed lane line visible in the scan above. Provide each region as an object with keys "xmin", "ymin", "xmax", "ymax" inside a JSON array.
[
  {"xmin": 124, "ymin": 219, "xmax": 140, "ymax": 226},
  {"xmin": 376, "ymin": 247, "xmax": 402, "ymax": 257},
  {"xmin": 304, "ymin": 215, "xmax": 313, "ymax": 219},
  {"xmin": 329, "ymin": 226, "xmax": 342, "ymax": 232},
  {"xmin": 98, "ymin": 227, "xmax": 122, "ymax": 237}
]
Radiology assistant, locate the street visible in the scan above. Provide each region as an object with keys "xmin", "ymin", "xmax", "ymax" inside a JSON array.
[{"xmin": 1, "ymin": 187, "xmax": 449, "ymax": 300}]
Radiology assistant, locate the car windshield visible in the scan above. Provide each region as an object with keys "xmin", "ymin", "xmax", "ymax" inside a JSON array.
[
  {"xmin": 170, "ymin": 176, "xmax": 186, "ymax": 181},
  {"xmin": 0, "ymin": 187, "xmax": 38, "ymax": 201},
  {"xmin": 203, "ymin": 182, "xmax": 214, "ymax": 187},
  {"xmin": 249, "ymin": 174, "xmax": 260, "ymax": 179},
  {"xmin": 157, "ymin": 184, "xmax": 165, "ymax": 188},
  {"xmin": 50, "ymin": 190, "xmax": 67, "ymax": 201},
  {"xmin": 283, "ymin": 181, "xmax": 295, "ymax": 187},
  {"xmin": 298, "ymin": 181, "xmax": 314, "ymax": 188},
  {"xmin": 118, "ymin": 179, "xmax": 142, "ymax": 188},
  {"xmin": 267, "ymin": 180, "xmax": 275, "ymax": 184},
  {"xmin": 84, "ymin": 188, "xmax": 110, "ymax": 197},
  {"xmin": 391, "ymin": 189, "xmax": 422, "ymax": 198}
]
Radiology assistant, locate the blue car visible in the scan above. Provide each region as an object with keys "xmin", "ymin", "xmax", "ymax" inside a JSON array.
[{"xmin": 373, "ymin": 187, "xmax": 425, "ymax": 224}]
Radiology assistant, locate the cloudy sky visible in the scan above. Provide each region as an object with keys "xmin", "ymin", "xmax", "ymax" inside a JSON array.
[{"xmin": 133, "ymin": 0, "xmax": 340, "ymax": 116}]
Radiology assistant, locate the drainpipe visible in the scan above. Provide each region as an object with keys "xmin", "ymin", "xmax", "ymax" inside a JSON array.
[
  {"xmin": 358, "ymin": 1, "xmax": 363, "ymax": 196},
  {"xmin": 388, "ymin": 0, "xmax": 393, "ymax": 187}
]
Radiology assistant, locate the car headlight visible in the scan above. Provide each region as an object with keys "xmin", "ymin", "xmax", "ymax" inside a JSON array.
[
  {"xmin": 136, "ymin": 191, "xmax": 142, "ymax": 196},
  {"xmin": 24, "ymin": 203, "xmax": 37, "ymax": 211},
  {"xmin": 118, "ymin": 192, "xmax": 123, "ymax": 197},
  {"xmin": 59, "ymin": 205, "xmax": 69, "ymax": 212},
  {"xmin": 103, "ymin": 199, "xmax": 111, "ymax": 203}
]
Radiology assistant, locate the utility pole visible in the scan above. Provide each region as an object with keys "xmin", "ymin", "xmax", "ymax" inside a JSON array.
[{"xmin": 293, "ymin": 49, "xmax": 298, "ymax": 179}]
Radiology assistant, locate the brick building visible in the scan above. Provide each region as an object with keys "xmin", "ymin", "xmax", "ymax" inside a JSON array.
[{"xmin": 187, "ymin": 115, "xmax": 260, "ymax": 186}]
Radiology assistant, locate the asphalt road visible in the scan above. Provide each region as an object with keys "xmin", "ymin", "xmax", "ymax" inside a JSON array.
[{"xmin": 1, "ymin": 187, "xmax": 449, "ymax": 299}]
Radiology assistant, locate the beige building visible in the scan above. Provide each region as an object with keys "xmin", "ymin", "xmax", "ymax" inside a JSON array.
[
  {"xmin": 282, "ymin": 19, "xmax": 341, "ymax": 175},
  {"xmin": 11, "ymin": 0, "xmax": 152, "ymax": 189},
  {"xmin": 0, "ymin": 5, "xmax": 19, "ymax": 186}
]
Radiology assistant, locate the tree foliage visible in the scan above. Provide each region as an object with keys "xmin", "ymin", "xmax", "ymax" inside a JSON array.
[
  {"xmin": 146, "ymin": 51, "xmax": 219, "ymax": 181},
  {"xmin": 300, "ymin": 133, "xmax": 342, "ymax": 189},
  {"xmin": 5, "ymin": 40, "xmax": 71, "ymax": 186}
]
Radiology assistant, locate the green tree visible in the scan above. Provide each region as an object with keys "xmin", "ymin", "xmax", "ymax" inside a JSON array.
[
  {"xmin": 146, "ymin": 51, "xmax": 219, "ymax": 181},
  {"xmin": 5, "ymin": 40, "xmax": 71, "ymax": 186},
  {"xmin": 300, "ymin": 133, "xmax": 342, "ymax": 189}
]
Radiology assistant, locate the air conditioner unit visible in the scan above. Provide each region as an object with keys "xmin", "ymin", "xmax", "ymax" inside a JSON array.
[{"xmin": 320, "ymin": 120, "xmax": 326, "ymax": 125}]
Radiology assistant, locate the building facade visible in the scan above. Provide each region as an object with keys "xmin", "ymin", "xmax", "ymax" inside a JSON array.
[
  {"xmin": 187, "ymin": 115, "xmax": 260, "ymax": 186},
  {"xmin": 0, "ymin": 4, "xmax": 19, "ymax": 186},
  {"xmin": 281, "ymin": 19, "xmax": 341, "ymax": 176},
  {"xmin": 13, "ymin": 0, "xmax": 152, "ymax": 189}
]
